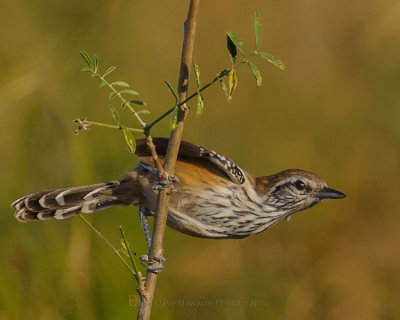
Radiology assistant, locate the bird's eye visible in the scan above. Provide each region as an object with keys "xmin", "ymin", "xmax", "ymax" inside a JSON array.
[{"xmin": 294, "ymin": 180, "xmax": 306, "ymax": 191}]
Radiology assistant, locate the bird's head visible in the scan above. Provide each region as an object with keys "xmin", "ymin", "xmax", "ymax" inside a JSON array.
[{"xmin": 256, "ymin": 169, "xmax": 346, "ymax": 216}]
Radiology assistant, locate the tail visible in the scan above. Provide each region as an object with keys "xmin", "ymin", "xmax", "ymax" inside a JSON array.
[{"xmin": 11, "ymin": 178, "xmax": 141, "ymax": 222}]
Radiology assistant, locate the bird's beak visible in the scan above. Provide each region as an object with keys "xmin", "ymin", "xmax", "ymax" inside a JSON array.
[{"xmin": 315, "ymin": 187, "xmax": 346, "ymax": 199}]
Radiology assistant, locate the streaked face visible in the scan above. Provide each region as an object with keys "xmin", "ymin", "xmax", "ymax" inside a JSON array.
[{"xmin": 268, "ymin": 172, "xmax": 346, "ymax": 214}]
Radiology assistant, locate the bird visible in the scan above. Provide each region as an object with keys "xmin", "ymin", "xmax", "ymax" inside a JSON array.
[{"xmin": 11, "ymin": 137, "xmax": 346, "ymax": 241}]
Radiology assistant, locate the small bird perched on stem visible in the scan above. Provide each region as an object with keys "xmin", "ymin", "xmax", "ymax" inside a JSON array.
[{"xmin": 11, "ymin": 138, "xmax": 346, "ymax": 241}]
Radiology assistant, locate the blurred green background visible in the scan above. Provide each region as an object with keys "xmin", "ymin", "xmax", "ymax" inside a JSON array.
[{"xmin": 1, "ymin": 0, "xmax": 399, "ymax": 319}]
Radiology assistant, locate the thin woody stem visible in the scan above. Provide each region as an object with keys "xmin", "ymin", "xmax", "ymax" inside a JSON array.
[
  {"xmin": 137, "ymin": 0, "xmax": 201, "ymax": 318},
  {"xmin": 146, "ymin": 135, "xmax": 165, "ymax": 178}
]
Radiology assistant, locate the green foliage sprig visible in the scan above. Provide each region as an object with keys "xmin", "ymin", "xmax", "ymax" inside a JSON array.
[
  {"xmin": 76, "ymin": 10, "xmax": 285, "ymax": 152},
  {"xmin": 78, "ymin": 51, "xmax": 151, "ymax": 152},
  {"xmin": 223, "ymin": 9, "xmax": 286, "ymax": 100}
]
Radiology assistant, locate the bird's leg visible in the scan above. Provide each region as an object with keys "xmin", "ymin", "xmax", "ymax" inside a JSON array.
[
  {"xmin": 138, "ymin": 205, "xmax": 167, "ymax": 274},
  {"xmin": 139, "ymin": 205, "xmax": 153, "ymax": 249}
]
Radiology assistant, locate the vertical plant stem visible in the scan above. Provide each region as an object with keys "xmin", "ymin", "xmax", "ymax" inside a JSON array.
[{"xmin": 137, "ymin": 0, "xmax": 201, "ymax": 319}]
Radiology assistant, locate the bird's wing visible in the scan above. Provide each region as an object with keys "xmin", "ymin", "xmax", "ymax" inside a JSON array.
[{"xmin": 135, "ymin": 138, "xmax": 247, "ymax": 185}]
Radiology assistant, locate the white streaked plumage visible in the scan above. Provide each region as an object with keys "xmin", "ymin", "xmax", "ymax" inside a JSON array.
[
  {"xmin": 54, "ymin": 206, "xmax": 82, "ymax": 219},
  {"xmin": 55, "ymin": 190, "xmax": 70, "ymax": 205}
]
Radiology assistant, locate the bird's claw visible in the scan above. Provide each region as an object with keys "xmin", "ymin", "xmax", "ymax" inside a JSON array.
[
  {"xmin": 140, "ymin": 254, "xmax": 167, "ymax": 274},
  {"xmin": 169, "ymin": 176, "xmax": 180, "ymax": 183},
  {"xmin": 168, "ymin": 186, "xmax": 178, "ymax": 195},
  {"xmin": 152, "ymin": 175, "xmax": 180, "ymax": 192}
]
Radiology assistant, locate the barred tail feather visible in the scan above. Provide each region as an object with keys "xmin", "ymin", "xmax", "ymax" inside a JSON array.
[{"xmin": 11, "ymin": 180, "xmax": 138, "ymax": 222}]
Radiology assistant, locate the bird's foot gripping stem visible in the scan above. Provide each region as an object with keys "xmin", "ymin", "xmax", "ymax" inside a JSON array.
[
  {"xmin": 152, "ymin": 175, "xmax": 179, "ymax": 194},
  {"xmin": 138, "ymin": 161, "xmax": 179, "ymax": 194},
  {"xmin": 140, "ymin": 254, "xmax": 167, "ymax": 274}
]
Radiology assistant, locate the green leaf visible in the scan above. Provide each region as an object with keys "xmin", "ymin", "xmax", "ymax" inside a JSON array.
[
  {"xmin": 193, "ymin": 59, "xmax": 201, "ymax": 87},
  {"xmin": 93, "ymin": 53, "xmax": 99, "ymax": 72},
  {"xmin": 119, "ymin": 90, "xmax": 139, "ymax": 96},
  {"xmin": 121, "ymin": 101, "xmax": 127, "ymax": 109},
  {"xmin": 90, "ymin": 73, "xmax": 100, "ymax": 78},
  {"xmin": 258, "ymin": 52, "xmax": 286, "ymax": 70},
  {"xmin": 119, "ymin": 239, "xmax": 130, "ymax": 257},
  {"xmin": 122, "ymin": 126, "xmax": 136, "ymax": 153},
  {"xmin": 164, "ymin": 79, "xmax": 178, "ymax": 102},
  {"xmin": 136, "ymin": 109, "xmax": 151, "ymax": 115},
  {"xmin": 109, "ymin": 105, "xmax": 120, "ymax": 124},
  {"xmin": 196, "ymin": 93, "xmax": 204, "ymax": 116},
  {"xmin": 247, "ymin": 61, "xmax": 262, "ymax": 86},
  {"xmin": 130, "ymin": 100, "xmax": 147, "ymax": 106},
  {"xmin": 103, "ymin": 66, "xmax": 117, "ymax": 78},
  {"xmin": 80, "ymin": 51, "xmax": 92, "ymax": 68},
  {"xmin": 100, "ymin": 81, "xmax": 109, "ymax": 88},
  {"xmin": 219, "ymin": 79, "xmax": 231, "ymax": 103},
  {"xmin": 111, "ymin": 81, "xmax": 130, "ymax": 87},
  {"xmin": 109, "ymin": 91, "xmax": 117, "ymax": 100},
  {"xmin": 120, "ymin": 238, "xmax": 128, "ymax": 250},
  {"xmin": 254, "ymin": 10, "xmax": 263, "ymax": 50},
  {"xmin": 81, "ymin": 67, "xmax": 92, "ymax": 73},
  {"xmin": 226, "ymin": 35, "xmax": 237, "ymax": 64},
  {"xmin": 226, "ymin": 31, "xmax": 247, "ymax": 56},
  {"xmin": 170, "ymin": 108, "xmax": 178, "ymax": 130}
]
